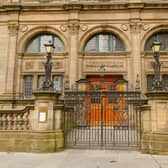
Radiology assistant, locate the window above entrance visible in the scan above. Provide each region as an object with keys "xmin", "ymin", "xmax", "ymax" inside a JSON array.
[
  {"xmin": 25, "ymin": 34, "xmax": 64, "ymax": 53},
  {"xmin": 84, "ymin": 33, "xmax": 125, "ymax": 52},
  {"xmin": 145, "ymin": 32, "xmax": 168, "ymax": 52}
]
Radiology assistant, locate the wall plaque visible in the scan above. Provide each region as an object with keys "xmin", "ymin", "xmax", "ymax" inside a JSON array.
[
  {"xmin": 38, "ymin": 106, "xmax": 48, "ymax": 123},
  {"xmin": 39, "ymin": 112, "xmax": 47, "ymax": 122}
]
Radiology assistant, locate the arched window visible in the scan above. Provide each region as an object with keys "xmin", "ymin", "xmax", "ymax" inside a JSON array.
[
  {"xmin": 25, "ymin": 33, "xmax": 64, "ymax": 53},
  {"xmin": 145, "ymin": 32, "xmax": 168, "ymax": 52},
  {"xmin": 84, "ymin": 33, "xmax": 125, "ymax": 52}
]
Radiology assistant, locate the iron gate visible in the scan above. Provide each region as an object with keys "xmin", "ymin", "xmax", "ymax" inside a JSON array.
[{"xmin": 63, "ymin": 90, "xmax": 143, "ymax": 149}]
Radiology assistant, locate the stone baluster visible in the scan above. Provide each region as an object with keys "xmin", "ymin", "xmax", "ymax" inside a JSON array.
[
  {"xmin": 22, "ymin": 112, "xmax": 29, "ymax": 130},
  {"xmin": 16, "ymin": 114, "xmax": 22, "ymax": 130},
  {"xmin": 12, "ymin": 113, "xmax": 17, "ymax": 130},
  {"xmin": 7, "ymin": 114, "xmax": 12, "ymax": 130},
  {"xmin": 0, "ymin": 110, "xmax": 30, "ymax": 130},
  {"xmin": 2, "ymin": 114, "xmax": 7, "ymax": 130}
]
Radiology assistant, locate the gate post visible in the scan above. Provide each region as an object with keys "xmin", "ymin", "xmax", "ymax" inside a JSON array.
[
  {"xmin": 30, "ymin": 90, "xmax": 64, "ymax": 153},
  {"xmin": 141, "ymin": 92, "xmax": 168, "ymax": 155}
]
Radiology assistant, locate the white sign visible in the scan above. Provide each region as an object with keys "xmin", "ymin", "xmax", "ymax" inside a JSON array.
[{"xmin": 39, "ymin": 112, "xmax": 47, "ymax": 122}]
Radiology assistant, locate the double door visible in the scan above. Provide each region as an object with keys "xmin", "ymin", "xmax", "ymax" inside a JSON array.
[{"xmin": 85, "ymin": 75, "xmax": 126, "ymax": 126}]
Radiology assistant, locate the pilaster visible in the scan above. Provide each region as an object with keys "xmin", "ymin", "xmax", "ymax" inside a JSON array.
[
  {"xmin": 68, "ymin": 10, "xmax": 80, "ymax": 87},
  {"xmin": 129, "ymin": 19, "xmax": 142, "ymax": 90},
  {"xmin": 4, "ymin": 21, "xmax": 19, "ymax": 98}
]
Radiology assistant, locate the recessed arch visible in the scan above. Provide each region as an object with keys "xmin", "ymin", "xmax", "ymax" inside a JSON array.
[
  {"xmin": 142, "ymin": 24, "xmax": 168, "ymax": 52},
  {"xmin": 18, "ymin": 26, "xmax": 68, "ymax": 53},
  {"xmin": 79, "ymin": 25, "xmax": 130, "ymax": 52}
]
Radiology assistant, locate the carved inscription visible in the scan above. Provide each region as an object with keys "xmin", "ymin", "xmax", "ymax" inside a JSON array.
[{"xmin": 84, "ymin": 61, "xmax": 125, "ymax": 72}]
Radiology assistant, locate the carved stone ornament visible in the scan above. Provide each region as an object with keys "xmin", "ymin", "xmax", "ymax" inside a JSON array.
[
  {"xmin": 60, "ymin": 24, "xmax": 68, "ymax": 32},
  {"xmin": 60, "ymin": 23, "xmax": 88, "ymax": 32},
  {"xmin": 8, "ymin": 24, "xmax": 19, "ymax": 36},
  {"xmin": 129, "ymin": 21, "xmax": 143, "ymax": 33},
  {"xmin": 68, "ymin": 23, "xmax": 80, "ymax": 33},
  {"xmin": 20, "ymin": 25, "xmax": 29, "ymax": 33},
  {"xmin": 80, "ymin": 24, "xmax": 88, "ymax": 31},
  {"xmin": 143, "ymin": 24, "xmax": 150, "ymax": 31},
  {"xmin": 121, "ymin": 24, "xmax": 128, "ymax": 31},
  {"xmin": 25, "ymin": 62, "xmax": 34, "ymax": 71}
]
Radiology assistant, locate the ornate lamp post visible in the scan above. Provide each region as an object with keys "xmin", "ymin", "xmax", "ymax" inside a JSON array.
[
  {"xmin": 42, "ymin": 40, "xmax": 55, "ymax": 89},
  {"xmin": 151, "ymin": 39, "xmax": 162, "ymax": 90}
]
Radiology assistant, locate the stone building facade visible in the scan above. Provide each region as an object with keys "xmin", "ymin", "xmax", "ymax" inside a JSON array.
[{"xmin": 0, "ymin": 0, "xmax": 168, "ymax": 107}]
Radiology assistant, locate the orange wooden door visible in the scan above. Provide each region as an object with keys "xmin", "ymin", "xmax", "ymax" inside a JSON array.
[{"xmin": 85, "ymin": 75, "xmax": 125, "ymax": 126}]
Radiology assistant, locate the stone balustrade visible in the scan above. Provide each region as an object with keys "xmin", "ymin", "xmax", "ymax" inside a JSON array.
[{"xmin": 0, "ymin": 106, "xmax": 33, "ymax": 130}]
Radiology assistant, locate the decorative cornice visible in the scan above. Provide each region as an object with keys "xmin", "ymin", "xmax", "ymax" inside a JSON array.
[{"xmin": 1, "ymin": 1, "xmax": 168, "ymax": 11}]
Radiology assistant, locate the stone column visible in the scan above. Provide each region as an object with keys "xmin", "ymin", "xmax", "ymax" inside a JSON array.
[
  {"xmin": 5, "ymin": 23, "xmax": 19, "ymax": 98},
  {"xmin": 141, "ymin": 92, "xmax": 168, "ymax": 154}
]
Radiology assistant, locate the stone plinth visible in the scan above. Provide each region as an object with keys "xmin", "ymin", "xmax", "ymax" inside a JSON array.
[{"xmin": 141, "ymin": 91, "xmax": 168, "ymax": 155}]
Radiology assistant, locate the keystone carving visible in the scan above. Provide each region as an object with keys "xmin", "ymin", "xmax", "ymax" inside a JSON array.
[{"xmin": 129, "ymin": 21, "xmax": 143, "ymax": 33}]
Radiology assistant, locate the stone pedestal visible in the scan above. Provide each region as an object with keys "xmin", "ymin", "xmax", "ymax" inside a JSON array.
[
  {"xmin": 28, "ymin": 90, "xmax": 64, "ymax": 152},
  {"xmin": 32, "ymin": 90, "xmax": 59, "ymax": 130},
  {"xmin": 141, "ymin": 92, "xmax": 168, "ymax": 155}
]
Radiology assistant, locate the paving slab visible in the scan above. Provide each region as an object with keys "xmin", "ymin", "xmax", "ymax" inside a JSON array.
[{"xmin": 0, "ymin": 150, "xmax": 167, "ymax": 168}]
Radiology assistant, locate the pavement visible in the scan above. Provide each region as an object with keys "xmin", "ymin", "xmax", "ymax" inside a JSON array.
[{"xmin": 0, "ymin": 149, "xmax": 168, "ymax": 168}]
